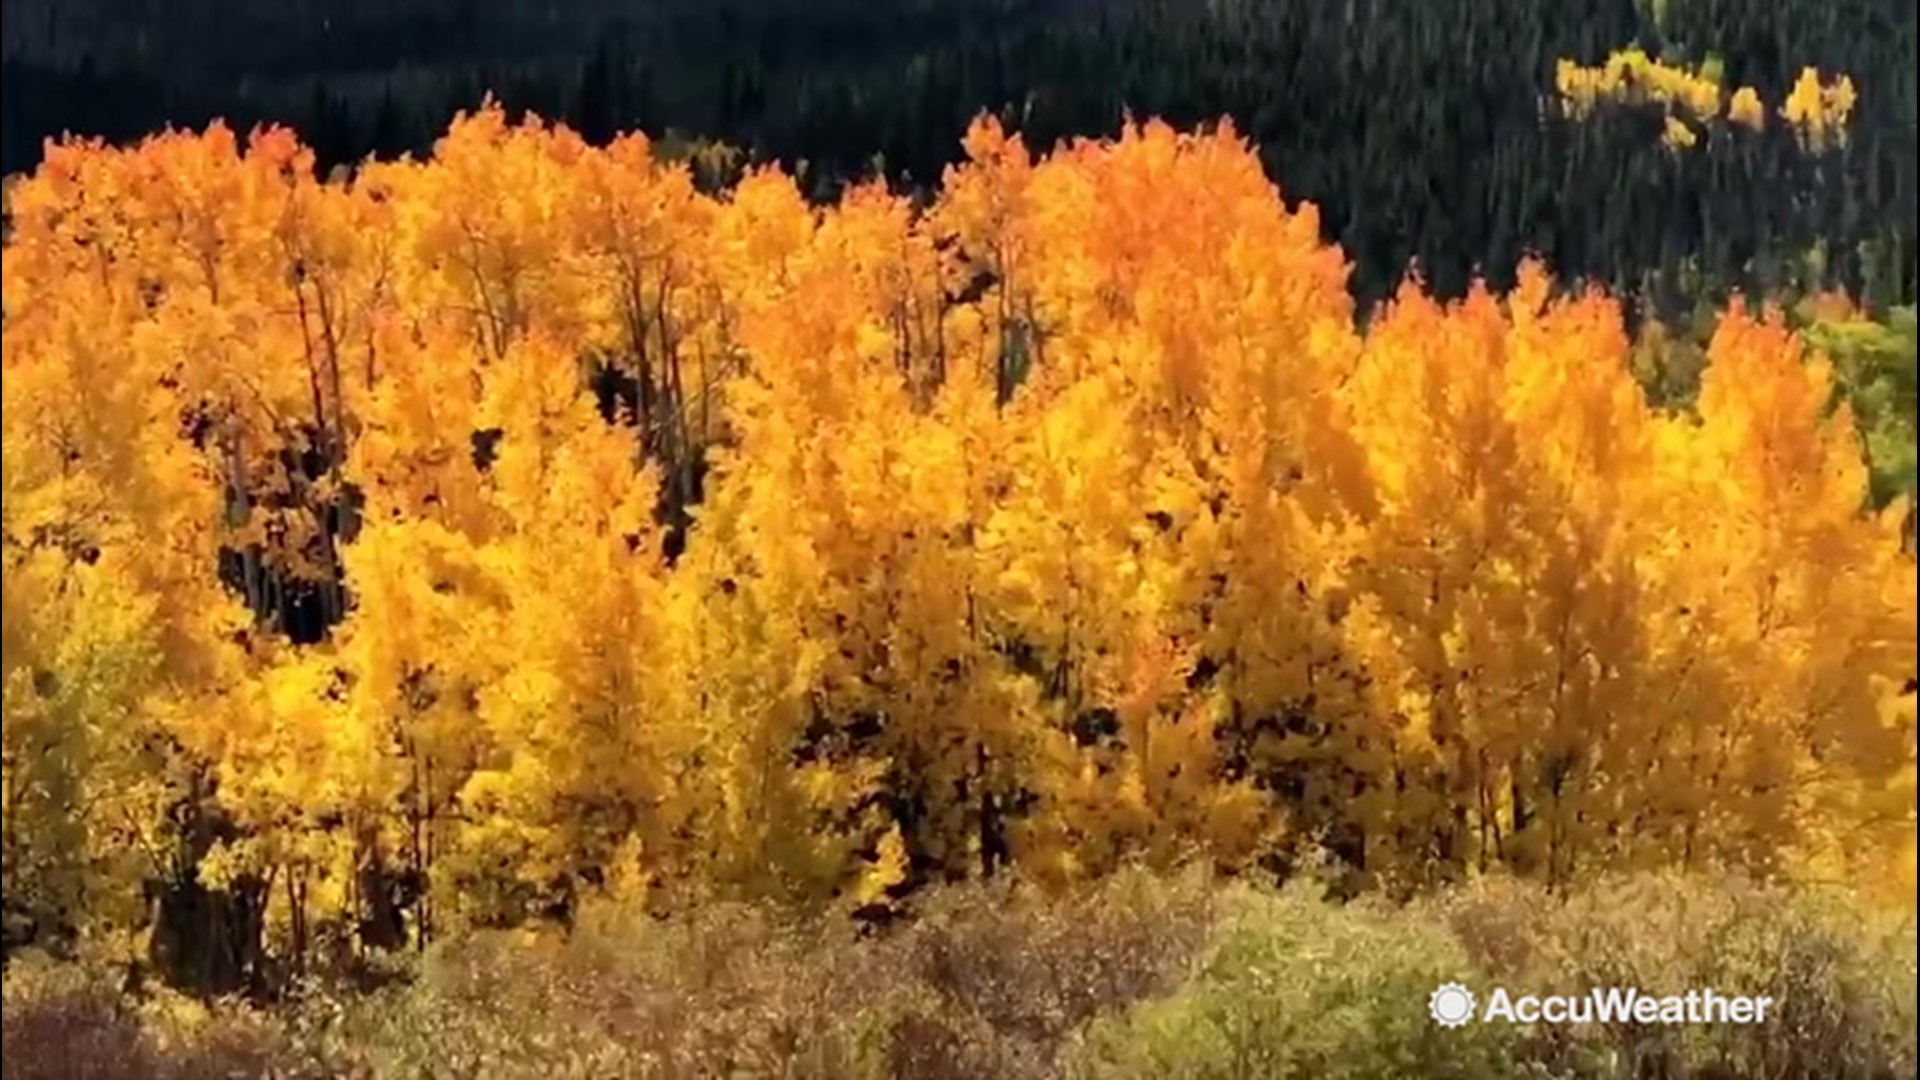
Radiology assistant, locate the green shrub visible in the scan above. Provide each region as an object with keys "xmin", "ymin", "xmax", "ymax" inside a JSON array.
[
  {"xmin": 1803, "ymin": 305, "xmax": 1919, "ymax": 510},
  {"xmin": 1064, "ymin": 878, "xmax": 1525, "ymax": 1080}
]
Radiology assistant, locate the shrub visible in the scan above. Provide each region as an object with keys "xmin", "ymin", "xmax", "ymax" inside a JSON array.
[
  {"xmin": 269, "ymin": 865, "xmax": 1217, "ymax": 1079},
  {"xmin": 1063, "ymin": 878, "xmax": 1525, "ymax": 1080},
  {"xmin": 1, "ymin": 949, "xmax": 321, "ymax": 1080},
  {"xmin": 3, "ymin": 872, "xmax": 1912, "ymax": 1079},
  {"xmin": 1444, "ymin": 872, "xmax": 1919, "ymax": 1080}
]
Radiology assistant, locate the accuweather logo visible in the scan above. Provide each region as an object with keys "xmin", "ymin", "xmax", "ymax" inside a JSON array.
[
  {"xmin": 1429, "ymin": 983, "xmax": 1776, "ymax": 1026},
  {"xmin": 1429, "ymin": 983, "xmax": 1477, "ymax": 1028}
]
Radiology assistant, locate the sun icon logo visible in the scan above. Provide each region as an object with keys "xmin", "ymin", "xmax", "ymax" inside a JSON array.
[{"xmin": 1429, "ymin": 982, "xmax": 1477, "ymax": 1028}]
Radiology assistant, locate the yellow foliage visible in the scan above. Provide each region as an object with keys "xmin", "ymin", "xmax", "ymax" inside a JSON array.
[
  {"xmin": 1555, "ymin": 48, "xmax": 1723, "ymax": 122},
  {"xmin": 1554, "ymin": 51, "xmax": 1857, "ymax": 154},
  {"xmin": 1781, "ymin": 67, "xmax": 1858, "ymax": 151},
  {"xmin": 3, "ymin": 105, "xmax": 1912, "ymax": 963},
  {"xmin": 1728, "ymin": 85, "xmax": 1767, "ymax": 131}
]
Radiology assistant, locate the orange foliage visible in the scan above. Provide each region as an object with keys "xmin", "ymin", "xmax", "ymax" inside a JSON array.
[{"xmin": 3, "ymin": 105, "xmax": 1912, "ymax": 964}]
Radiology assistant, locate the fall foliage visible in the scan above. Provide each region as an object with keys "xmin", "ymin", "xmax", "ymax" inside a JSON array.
[
  {"xmin": 1553, "ymin": 49, "xmax": 1856, "ymax": 151},
  {"xmin": 2, "ymin": 105, "xmax": 1914, "ymax": 988}
]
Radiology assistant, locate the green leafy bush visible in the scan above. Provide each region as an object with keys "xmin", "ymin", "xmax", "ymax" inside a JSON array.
[{"xmin": 1064, "ymin": 879, "xmax": 1523, "ymax": 1080}]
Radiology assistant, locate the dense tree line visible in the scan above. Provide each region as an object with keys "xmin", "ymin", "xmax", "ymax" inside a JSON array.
[
  {"xmin": 4, "ymin": 0, "xmax": 1914, "ymax": 313},
  {"xmin": 4, "ymin": 110, "xmax": 1914, "ymax": 993}
]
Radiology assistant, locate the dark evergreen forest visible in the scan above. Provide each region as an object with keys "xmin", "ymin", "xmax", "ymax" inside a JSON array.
[{"xmin": 4, "ymin": 0, "xmax": 1915, "ymax": 311}]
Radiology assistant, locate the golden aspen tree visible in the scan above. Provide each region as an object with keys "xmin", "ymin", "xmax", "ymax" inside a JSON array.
[
  {"xmin": 959, "ymin": 119, "xmax": 1362, "ymax": 883},
  {"xmin": 369, "ymin": 103, "xmax": 596, "ymax": 362},
  {"xmin": 455, "ymin": 330, "xmax": 687, "ymax": 925},
  {"xmin": 564, "ymin": 131, "xmax": 730, "ymax": 507},
  {"xmin": 1337, "ymin": 272, "xmax": 1653, "ymax": 889},
  {"xmin": 931, "ymin": 116, "xmax": 1044, "ymax": 406},
  {"xmin": 672, "ymin": 177, "xmax": 956, "ymax": 904},
  {"xmin": 1650, "ymin": 306, "xmax": 1915, "ymax": 885},
  {"xmin": 2, "ymin": 138, "xmax": 261, "ymax": 964}
]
